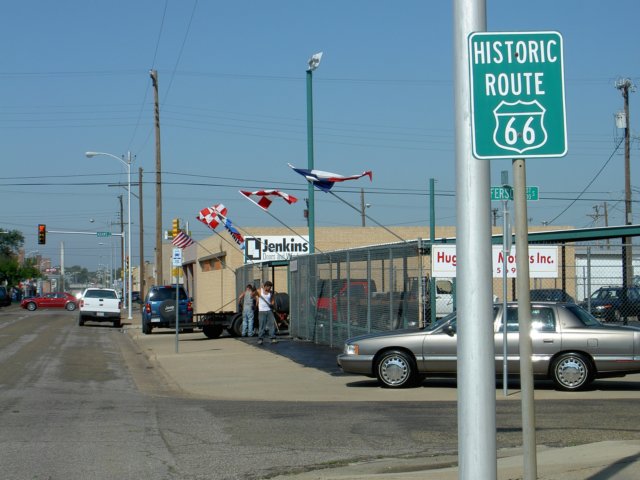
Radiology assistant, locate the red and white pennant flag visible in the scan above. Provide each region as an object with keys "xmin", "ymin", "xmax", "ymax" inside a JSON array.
[
  {"xmin": 239, "ymin": 189, "xmax": 298, "ymax": 211},
  {"xmin": 171, "ymin": 231, "xmax": 194, "ymax": 249},
  {"xmin": 197, "ymin": 204, "xmax": 228, "ymax": 229}
]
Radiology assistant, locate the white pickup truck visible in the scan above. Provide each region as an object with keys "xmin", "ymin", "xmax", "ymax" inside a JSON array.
[{"xmin": 78, "ymin": 288, "xmax": 122, "ymax": 328}]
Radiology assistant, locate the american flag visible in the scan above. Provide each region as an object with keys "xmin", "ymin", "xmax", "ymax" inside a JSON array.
[
  {"xmin": 239, "ymin": 189, "xmax": 298, "ymax": 211},
  {"xmin": 172, "ymin": 231, "xmax": 194, "ymax": 249},
  {"xmin": 197, "ymin": 204, "xmax": 228, "ymax": 229},
  {"xmin": 288, "ymin": 163, "xmax": 372, "ymax": 192}
]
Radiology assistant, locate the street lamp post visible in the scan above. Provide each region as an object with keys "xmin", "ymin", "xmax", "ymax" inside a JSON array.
[
  {"xmin": 86, "ymin": 151, "xmax": 133, "ymax": 321},
  {"xmin": 306, "ymin": 52, "xmax": 322, "ymax": 254}
]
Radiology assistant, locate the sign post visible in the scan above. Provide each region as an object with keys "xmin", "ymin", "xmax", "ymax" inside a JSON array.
[
  {"xmin": 469, "ymin": 31, "xmax": 567, "ymax": 480},
  {"xmin": 172, "ymin": 248, "xmax": 183, "ymax": 353}
]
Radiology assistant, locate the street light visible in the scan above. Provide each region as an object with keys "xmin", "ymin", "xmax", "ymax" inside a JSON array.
[
  {"xmin": 86, "ymin": 151, "xmax": 133, "ymax": 321},
  {"xmin": 306, "ymin": 51, "xmax": 322, "ymax": 253}
]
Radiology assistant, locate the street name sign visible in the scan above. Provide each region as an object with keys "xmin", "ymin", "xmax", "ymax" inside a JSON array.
[
  {"xmin": 96, "ymin": 231, "xmax": 112, "ymax": 237},
  {"xmin": 490, "ymin": 185, "xmax": 539, "ymax": 201},
  {"xmin": 469, "ymin": 31, "xmax": 567, "ymax": 159}
]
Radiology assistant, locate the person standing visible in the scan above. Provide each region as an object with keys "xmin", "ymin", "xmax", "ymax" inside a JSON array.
[
  {"xmin": 238, "ymin": 284, "xmax": 256, "ymax": 337},
  {"xmin": 256, "ymin": 281, "xmax": 277, "ymax": 345}
]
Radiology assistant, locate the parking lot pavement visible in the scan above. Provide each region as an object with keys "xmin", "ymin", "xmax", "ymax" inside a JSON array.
[
  {"xmin": 122, "ymin": 327, "xmax": 640, "ymax": 479},
  {"xmin": 124, "ymin": 326, "xmax": 640, "ymax": 403}
]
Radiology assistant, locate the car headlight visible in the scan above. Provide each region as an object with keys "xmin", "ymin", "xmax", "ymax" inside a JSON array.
[{"xmin": 344, "ymin": 344, "xmax": 359, "ymax": 355}]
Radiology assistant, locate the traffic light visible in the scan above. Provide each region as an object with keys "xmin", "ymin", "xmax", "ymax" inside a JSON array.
[
  {"xmin": 37, "ymin": 224, "xmax": 46, "ymax": 245},
  {"xmin": 172, "ymin": 218, "xmax": 180, "ymax": 238}
]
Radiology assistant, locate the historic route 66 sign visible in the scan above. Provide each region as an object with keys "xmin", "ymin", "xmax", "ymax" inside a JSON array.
[
  {"xmin": 493, "ymin": 100, "xmax": 547, "ymax": 154},
  {"xmin": 469, "ymin": 31, "xmax": 567, "ymax": 159}
]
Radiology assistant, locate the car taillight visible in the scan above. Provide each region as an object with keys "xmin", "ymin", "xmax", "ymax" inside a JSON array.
[
  {"xmin": 145, "ymin": 303, "xmax": 151, "ymax": 314},
  {"xmin": 187, "ymin": 301, "xmax": 193, "ymax": 312},
  {"xmin": 118, "ymin": 301, "xmax": 122, "ymax": 309},
  {"xmin": 80, "ymin": 299, "xmax": 84, "ymax": 307}
]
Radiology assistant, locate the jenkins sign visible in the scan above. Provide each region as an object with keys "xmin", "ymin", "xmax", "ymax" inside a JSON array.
[{"xmin": 245, "ymin": 236, "xmax": 310, "ymax": 264}]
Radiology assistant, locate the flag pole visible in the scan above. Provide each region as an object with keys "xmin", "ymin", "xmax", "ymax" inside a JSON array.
[{"xmin": 328, "ymin": 191, "xmax": 408, "ymax": 244}]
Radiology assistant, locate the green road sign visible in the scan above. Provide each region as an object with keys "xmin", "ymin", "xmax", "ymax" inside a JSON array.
[
  {"xmin": 469, "ymin": 31, "xmax": 567, "ymax": 159},
  {"xmin": 526, "ymin": 186, "xmax": 539, "ymax": 201},
  {"xmin": 491, "ymin": 186, "xmax": 513, "ymax": 201},
  {"xmin": 491, "ymin": 185, "xmax": 539, "ymax": 201},
  {"xmin": 96, "ymin": 231, "xmax": 112, "ymax": 237}
]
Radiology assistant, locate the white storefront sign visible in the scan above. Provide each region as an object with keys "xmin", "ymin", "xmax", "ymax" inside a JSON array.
[
  {"xmin": 245, "ymin": 236, "xmax": 310, "ymax": 264},
  {"xmin": 432, "ymin": 244, "xmax": 558, "ymax": 278}
]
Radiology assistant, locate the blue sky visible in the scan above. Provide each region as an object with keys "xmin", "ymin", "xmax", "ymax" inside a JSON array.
[{"xmin": 2, "ymin": 1, "xmax": 638, "ymax": 269}]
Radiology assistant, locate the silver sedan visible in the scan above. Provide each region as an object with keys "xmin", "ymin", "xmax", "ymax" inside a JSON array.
[{"xmin": 337, "ymin": 302, "xmax": 640, "ymax": 391}]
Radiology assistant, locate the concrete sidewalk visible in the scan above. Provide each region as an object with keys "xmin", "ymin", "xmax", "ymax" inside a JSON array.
[{"xmin": 124, "ymin": 325, "xmax": 640, "ymax": 479}]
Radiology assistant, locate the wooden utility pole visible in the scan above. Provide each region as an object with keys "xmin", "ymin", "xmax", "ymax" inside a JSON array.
[
  {"xmin": 360, "ymin": 188, "xmax": 366, "ymax": 227},
  {"xmin": 118, "ymin": 194, "xmax": 124, "ymax": 284},
  {"xmin": 150, "ymin": 70, "xmax": 163, "ymax": 285},
  {"xmin": 616, "ymin": 78, "xmax": 635, "ymax": 298},
  {"xmin": 138, "ymin": 167, "xmax": 145, "ymax": 299}
]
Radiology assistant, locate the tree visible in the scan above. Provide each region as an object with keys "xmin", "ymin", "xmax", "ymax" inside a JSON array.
[
  {"xmin": 0, "ymin": 229, "xmax": 41, "ymax": 288},
  {"xmin": 0, "ymin": 229, "xmax": 24, "ymax": 257}
]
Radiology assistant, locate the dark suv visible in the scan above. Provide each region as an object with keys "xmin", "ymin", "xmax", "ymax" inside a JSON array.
[
  {"xmin": 581, "ymin": 286, "xmax": 640, "ymax": 322},
  {"xmin": 141, "ymin": 285, "xmax": 193, "ymax": 334},
  {"xmin": 0, "ymin": 286, "xmax": 11, "ymax": 307}
]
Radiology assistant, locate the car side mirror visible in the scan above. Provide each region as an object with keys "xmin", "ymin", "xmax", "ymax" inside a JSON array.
[{"xmin": 443, "ymin": 325, "xmax": 456, "ymax": 337}]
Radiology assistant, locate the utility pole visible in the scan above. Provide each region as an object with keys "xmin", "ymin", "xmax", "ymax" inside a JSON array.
[
  {"xmin": 138, "ymin": 167, "xmax": 145, "ymax": 300},
  {"xmin": 150, "ymin": 70, "xmax": 163, "ymax": 285},
  {"xmin": 118, "ymin": 195, "xmax": 124, "ymax": 289},
  {"xmin": 616, "ymin": 78, "xmax": 635, "ymax": 301},
  {"xmin": 360, "ymin": 188, "xmax": 366, "ymax": 227}
]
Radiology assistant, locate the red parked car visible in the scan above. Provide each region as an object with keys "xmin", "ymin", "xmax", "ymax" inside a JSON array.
[{"xmin": 21, "ymin": 292, "xmax": 78, "ymax": 311}]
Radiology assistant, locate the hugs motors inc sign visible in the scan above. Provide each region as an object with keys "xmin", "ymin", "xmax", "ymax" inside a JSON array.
[{"xmin": 244, "ymin": 236, "xmax": 310, "ymax": 264}]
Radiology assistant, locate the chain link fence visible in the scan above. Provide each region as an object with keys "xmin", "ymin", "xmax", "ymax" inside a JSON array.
[{"xmin": 236, "ymin": 241, "xmax": 639, "ymax": 347}]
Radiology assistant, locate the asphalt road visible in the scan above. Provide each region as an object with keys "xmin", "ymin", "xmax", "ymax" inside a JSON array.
[{"xmin": 1, "ymin": 305, "xmax": 640, "ymax": 480}]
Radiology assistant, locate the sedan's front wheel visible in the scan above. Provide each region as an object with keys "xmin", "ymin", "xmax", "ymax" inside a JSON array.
[
  {"xmin": 551, "ymin": 352, "xmax": 592, "ymax": 391},
  {"xmin": 375, "ymin": 350, "xmax": 419, "ymax": 388}
]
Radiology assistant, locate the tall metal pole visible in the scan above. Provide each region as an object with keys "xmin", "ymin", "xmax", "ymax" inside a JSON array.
[
  {"xmin": 453, "ymin": 2, "xmax": 496, "ymax": 480},
  {"xmin": 150, "ymin": 69, "xmax": 164, "ymax": 285},
  {"xmin": 306, "ymin": 68, "xmax": 316, "ymax": 253},
  {"xmin": 429, "ymin": 178, "xmax": 436, "ymax": 325},
  {"xmin": 513, "ymin": 158, "xmax": 537, "ymax": 479},
  {"xmin": 139, "ymin": 167, "xmax": 145, "ymax": 301},
  {"xmin": 126, "ymin": 152, "xmax": 133, "ymax": 321}
]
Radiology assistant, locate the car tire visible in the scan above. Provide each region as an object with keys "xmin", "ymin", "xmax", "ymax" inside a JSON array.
[
  {"xmin": 65, "ymin": 302, "xmax": 77, "ymax": 311},
  {"xmin": 551, "ymin": 352, "xmax": 592, "ymax": 391},
  {"xmin": 26, "ymin": 302, "xmax": 37, "ymax": 311},
  {"xmin": 113, "ymin": 319, "xmax": 121, "ymax": 328},
  {"xmin": 375, "ymin": 349, "xmax": 419, "ymax": 388},
  {"xmin": 203, "ymin": 324, "xmax": 224, "ymax": 339},
  {"xmin": 142, "ymin": 319, "xmax": 152, "ymax": 335},
  {"xmin": 78, "ymin": 315, "xmax": 85, "ymax": 326}
]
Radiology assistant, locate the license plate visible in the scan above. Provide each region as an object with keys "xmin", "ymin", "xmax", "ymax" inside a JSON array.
[
  {"xmin": 151, "ymin": 318, "xmax": 160, "ymax": 323},
  {"xmin": 97, "ymin": 312, "xmax": 104, "ymax": 317}
]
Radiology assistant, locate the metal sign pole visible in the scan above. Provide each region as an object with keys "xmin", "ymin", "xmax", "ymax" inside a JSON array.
[{"xmin": 513, "ymin": 158, "xmax": 537, "ymax": 479}]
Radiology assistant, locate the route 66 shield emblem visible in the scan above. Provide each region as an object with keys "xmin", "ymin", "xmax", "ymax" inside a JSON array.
[{"xmin": 492, "ymin": 100, "xmax": 548, "ymax": 154}]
